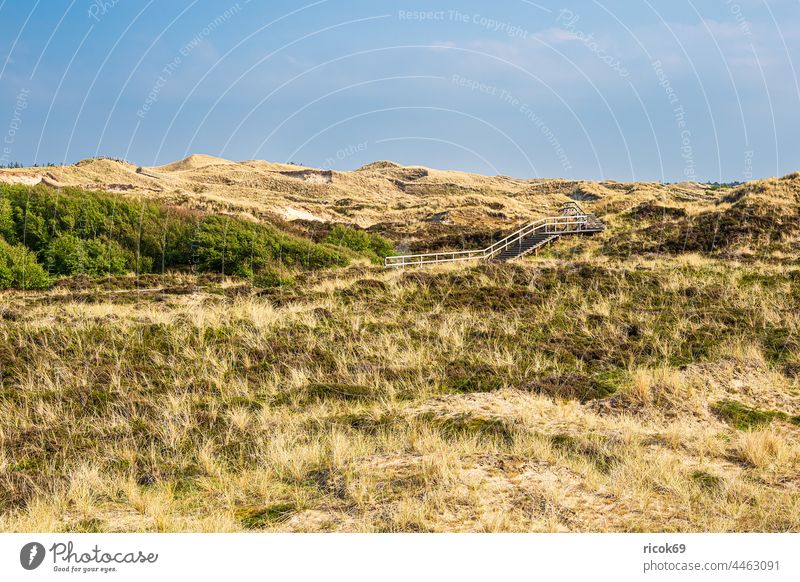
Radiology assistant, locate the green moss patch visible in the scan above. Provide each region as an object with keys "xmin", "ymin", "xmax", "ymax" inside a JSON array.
[{"xmin": 713, "ymin": 399, "xmax": 800, "ymax": 430}]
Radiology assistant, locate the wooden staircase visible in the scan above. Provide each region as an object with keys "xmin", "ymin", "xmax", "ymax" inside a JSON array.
[
  {"xmin": 385, "ymin": 203, "xmax": 604, "ymax": 268},
  {"xmin": 492, "ymin": 233, "xmax": 560, "ymax": 261}
]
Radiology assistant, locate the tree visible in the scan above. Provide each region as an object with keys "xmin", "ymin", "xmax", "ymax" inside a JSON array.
[
  {"xmin": 0, "ymin": 238, "xmax": 49, "ymax": 289},
  {"xmin": 0, "ymin": 198, "xmax": 15, "ymax": 243}
]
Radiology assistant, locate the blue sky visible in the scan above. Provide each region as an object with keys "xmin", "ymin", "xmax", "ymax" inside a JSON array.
[{"xmin": 0, "ymin": 0, "xmax": 798, "ymax": 181}]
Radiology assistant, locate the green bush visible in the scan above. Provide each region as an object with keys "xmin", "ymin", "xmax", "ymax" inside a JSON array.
[
  {"xmin": 0, "ymin": 198, "xmax": 15, "ymax": 243},
  {"xmin": 0, "ymin": 184, "xmax": 362, "ymax": 288},
  {"xmin": 192, "ymin": 216, "xmax": 348, "ymax": 274},
  {"xmin": 45, "ymin": 233, "xmax": 134, "ymax": 276},
  {"xmin": 323, "ymin": 224, "xmax": 394, "ymax": 263},
  {"xmin": 0, "ymin": 238, "xmax": 50, "ymax": 289}
]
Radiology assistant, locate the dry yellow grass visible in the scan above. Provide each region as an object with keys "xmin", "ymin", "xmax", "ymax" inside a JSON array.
[
  {"xmin": 1, "ymin": 253, "xmax": 799, "ymax": 533},
  {"xmin": 736, "ymin": 428, "xmax": 793, "ymax": 469}
]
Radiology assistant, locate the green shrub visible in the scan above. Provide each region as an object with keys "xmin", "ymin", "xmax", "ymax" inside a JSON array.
[
  {"xmin": 324, "ymin": 224, "xmax": 394, "ymax": 262},
  {"xmin": 192, "ymin": 216, "xmax": 348, "ymax": 274},
  {"xmin": 0, "ymin": 238, "xmax": 50, "ymax": 289},
  {"xmin": 45, "ymin": 233, "xmax": 134, "ymax": 276},
  {"xmin": 0, "ymin": 198, "xmax": 15, "ymax": 243},
  {"xmin": 0, "ymin": 184, "xmax": 359, "ymax": 288}
]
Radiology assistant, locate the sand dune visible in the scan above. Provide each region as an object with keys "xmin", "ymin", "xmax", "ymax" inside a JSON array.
[
  {"xmin": 1, "ymin": 156, "xmax": 797, "ymax": 252},
  {"xmin": 151, "ymin": 154, "xmax": 236, "ymax": 172}
]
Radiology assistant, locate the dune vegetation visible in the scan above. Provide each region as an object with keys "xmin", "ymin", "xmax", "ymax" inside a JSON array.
[
  {"xmin": 0, "ymin": 183, "xmax": 393, "ymax": 289},
  {"xmin": 0, "ymin": 159, "xmax": 798, "ymax": 532}
]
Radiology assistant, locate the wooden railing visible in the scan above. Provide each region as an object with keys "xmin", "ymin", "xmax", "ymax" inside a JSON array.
[{"xmin": 384, "ymin": 203, "xmax": 604, "ymax": 268}]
